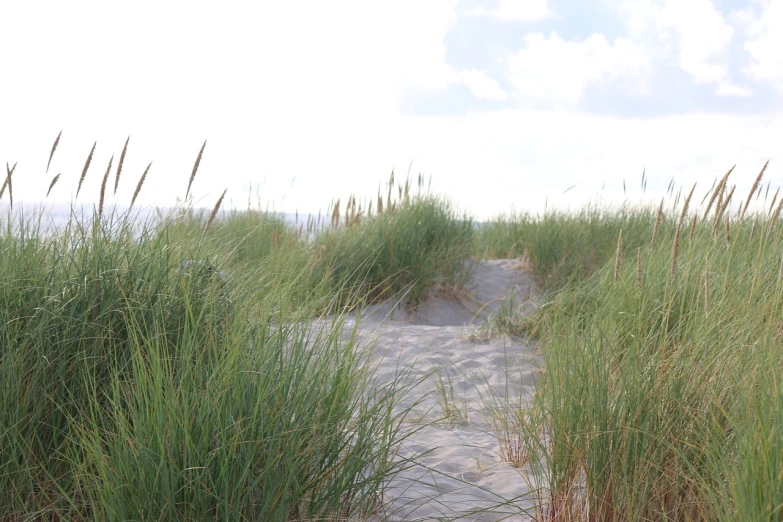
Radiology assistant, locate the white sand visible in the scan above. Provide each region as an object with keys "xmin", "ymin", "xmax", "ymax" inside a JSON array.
[{"xmin": 348, "ymin": 259, "xmax": 544, "ymax": 521}]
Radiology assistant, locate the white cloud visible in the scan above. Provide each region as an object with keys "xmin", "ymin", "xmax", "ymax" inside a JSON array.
[
  {"xmin": 657, "ymin": 0, "xmax": 734, "ymax": 84},
  {"xmin": 507, "ymin": 32, "xmax": 649, "ymax": 103},
  {"xmin": 738, "ymin": 0, "xmax": 783, "ymax": 90},
  {"xmin": 463, "ymin": 0, "xmax": 550, "ymax": 22},
  {"xmin": 455, "ymin": 69, "xmax": 509, "ymax": 101},
  {"xmin": 715, "ymin": 82, "xmax": 754, "ymax": 96},
  {"xmin": 615, "ymin": 0, "xmax": 735, "ymax": 86}
]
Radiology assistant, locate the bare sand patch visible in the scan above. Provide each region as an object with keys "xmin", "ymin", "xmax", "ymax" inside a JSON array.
[{"xmin": 352, "ymin": 259, "xmax": 543, "ymax": 521}]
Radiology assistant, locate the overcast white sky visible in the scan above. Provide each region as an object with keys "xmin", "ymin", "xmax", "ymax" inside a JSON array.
[{"xmin": 1, "ymin": 0, "xmax": 782, "ymax": 219}]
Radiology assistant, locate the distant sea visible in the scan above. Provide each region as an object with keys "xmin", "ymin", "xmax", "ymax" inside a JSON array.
[{"xmin": 0, "ymin": 202, "xmax": 486, "ymax": 235}]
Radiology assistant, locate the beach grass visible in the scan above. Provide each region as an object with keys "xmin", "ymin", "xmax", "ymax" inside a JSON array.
[
  {"xmin": 6, "ymin": 133, "xmax": 783, "ymax": 520},
  {"xmin": 478, "ymin": 164, "xmax": 783, "ymax": 520},
  {"xmin": 0, "ymin": 142, "xmax": 473, "ymax": 520}
]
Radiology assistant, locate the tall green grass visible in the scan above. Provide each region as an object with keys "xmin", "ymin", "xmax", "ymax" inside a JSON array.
[
  {"xmin": 0, "ymin": 137, "xmax": 474, "ymax": 520},
  {"xmin": 475, "ymin": 205, "xmax": 658, "ymax": 290},
  {"xmin": 0, "ymin": 209, "xmax": 415, "ymax": 520},
  {"xmin": 187, "ymin": 172, "xmax": 475, "ymax": 311},
  {"xmin": 505, "ymin": 165, "xmax": 783, "ymax": 520},
  {"xmin": 314, "ymin": 194, "xmax": 474, "ymax": 307}
]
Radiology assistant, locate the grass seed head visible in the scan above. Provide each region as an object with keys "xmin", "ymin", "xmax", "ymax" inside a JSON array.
[
  {"xmin": 651, "ymin": 198, "xmax": 664, "ymax": 247},
  {"xmin": 202, "ymin": 188, "xmax": 227, "ymax": 240},
  {"xmin": 725, "ymin": 216, "xmax": 730, "ymax": 246},
  {"xmin": 703, "ymin": 164, "xmax": 735, "ymax": 221},
  {"xmin": 742, "ymin": 160, "xmax": 768, "ymax": 218},
  {"xmin": 129, "ymin": 162, "xmax": 152, "ymax": 211},
  {"xmin": 770, "ymin": 188, "xmax": 780, "ymax": 214},
  {"xmin": 679, "ymin": 182, "xmax": 696, "ymax": 226},
  {"xmin": 76, "ymin": 141, "xmax": 97, "ymax": 199},
  {"xmin": 186, "ymin": 139, "xmax": 206, "ymax": 199},
  {"xmin": 46, "ymin": 130, "xmax": 62, "ymax": 174},
  {"xmin": 46, "ymin": 173, "xmax": 61, "ymax": 198},
  {"xmin": 114, "ymin": 136, "xmax": 129, "ymax": 195},
  {"xmin": 99, "ymin": 155, "xmax": 114, "ymax": 219},
  {"xmin": 768, "ymin": 197, "xmax": 783, "ymax": 237},
  {"xmin": 331, "ymin": 199, "xmax": 340, "ymax": 228}
]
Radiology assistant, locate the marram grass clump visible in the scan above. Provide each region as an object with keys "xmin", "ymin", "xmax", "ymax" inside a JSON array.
[
  {"xmin": 497, "ymin": 162, "xmax": 783, "ymax": 521},
  {"xmin": 0, "ymin": 135, "xmax": 436, "ymax": 521}
]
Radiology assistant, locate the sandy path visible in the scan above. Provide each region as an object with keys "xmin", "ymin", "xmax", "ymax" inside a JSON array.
[{"xmin": 349, "ymin": 259, "xmax": 543, "ymax": 521}]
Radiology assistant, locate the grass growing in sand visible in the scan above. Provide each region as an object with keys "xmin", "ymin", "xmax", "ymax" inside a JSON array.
[
  {"xmin": 0, "ymin": 136, "xmax": 472, "ymax": 520},
  {"xmin": 483, "ymin": 163, "xmax": 783, "ymax": 521},
  {"xmin": 7, "ymin": 131, "xmax": 783, "ymax": 521}
]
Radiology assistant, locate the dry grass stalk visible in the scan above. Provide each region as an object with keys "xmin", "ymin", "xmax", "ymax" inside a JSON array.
[
  {"xmin": 742, "ymin": 160, "xmax": 768, "ymax": 218},
  {"xmin": 703, "ymin": 165, "xmax": 735, "ymax": 221},
  {"xmin": 713, "ymin": 184, "xmax": 736, "ymax": 234},
  {"xmin": 705, "ymin": 260, "xmax": 711, "ymax": 314},
  {"xmin": 2, "ymin": 161, "xmax": 16, "ymax": 208},
  {"xmin": 1, "ymin": 161, "xmax": 16, "ymax": 199},
  {"xmin": 636, "ymin": 247, "xmax": 643, "ymax": 289},
  {"xmin": 679, "ymin": 182, "xmax": 696, "ymax": 226},
  {"xmin": 671, "ymin": 223, "xmax": 681, "ymax": 278},
  {"xmin": 778, "ymin": 251, "xmax": 783, "ymax": 286},
  {"xmin": 651, "ymin": 198, "xmax": 664, "ymax": 247},
  {"xmin": 768, "ymin": 198, "xmax": 783, "ymax": 236},
  {"xmin": 614, "ymin": 228, "xmax": 623, "ymax": 283},
  {"xmin": 114, "ymin": 136, "xmax": 129, "ymax": 195},
  {"xmin": 750, "ymin": 215, "xmax": 759, "ymax": 241},
  {"xmin": 99, "ymin": 155, "xmax": 114, "ymax": 219},
  {"xmin": 129, "ymin": 162, "xmax": 152, "ymax": 211},
  {"xmin": 46, "ymin": 130, "xmax": 62, "ymax": 174},
  {"xmin": 715, "ymin": 185, "xmax": 725, "ymax": 223},
  {"xmin": 769, "ymin": 188, "xmax": 780, "ymax": 214},
  {"xmin": 186, "ymin": 140, "xmax": 207, "ymax": 199},
  {"xmin": 202, "ymin": 188, "xmax": 227, "ymax": 240},
  {"xmin": 700, "ymin": 178, "xmax": 717, "ymax": 206},
  {"xmin": 689, "ymin": 214, "xmax": 697, "ymax": 242},
  {"xmin": 722, "ymin": 185, "xmax": 736, "ymax": 216},
  {"xmin": 331, "ymin": 199, "xmax": 341, "ymax": 229},
  {"xmin": 725, "ymin": 216, "xmax": 730, "ymax": 246},
  {"xmin": 76, "ymin": 141, "xmax": 97, "ymax": 199},
  {"xmin": 46, "ymin": 173, "xmax": 61, "ymax": 198},
  {"xmin": 387, "ymin": 170, "xmax": 394, "ymax": 210}
]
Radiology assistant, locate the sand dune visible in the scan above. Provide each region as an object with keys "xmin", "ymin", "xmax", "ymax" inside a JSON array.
[{"xmin": 351, "ymin": 259, "xmax": 543, "ymax": 521}]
